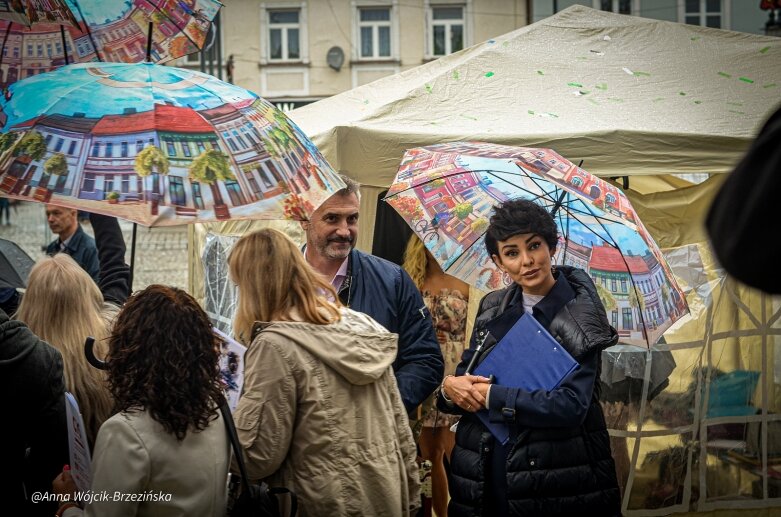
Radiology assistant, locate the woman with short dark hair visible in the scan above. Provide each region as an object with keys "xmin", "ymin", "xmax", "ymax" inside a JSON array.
[{"xmin": 439, "ymin": 198, "xmax": 621, "ymax": 516}]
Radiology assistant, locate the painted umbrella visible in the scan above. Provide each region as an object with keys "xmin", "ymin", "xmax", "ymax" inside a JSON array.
[
  {"xmin": 0, "ymin": 61, "xmax": 344, "ymax": 226},
  {"xmin": 385, "ymin": 141, "xmax": 688, "ymax": 348},
  {"xmin": 0, "ymin": 0, "xmax": 223, "ymax": 90}
]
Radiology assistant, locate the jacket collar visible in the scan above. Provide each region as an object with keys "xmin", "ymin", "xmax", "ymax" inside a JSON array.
[{"xmin": 61, "ymin": 225, "xmax": 85, "ymax": 253}]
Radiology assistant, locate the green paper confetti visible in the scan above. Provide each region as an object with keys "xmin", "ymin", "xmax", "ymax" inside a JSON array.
[
  {"xmin": 694, "ymin": 100, "xmax": 702, "ymax": 104},
  {"xmin": 568, "ymin": 82, "xmax": 583, "ymax": 87},
  {"xmin": 425, "ymin": 84, "xmax": 433, "ymax": 93},
  {"xmin": 484, "ymin": 71, "xmax": 495, "ymax": 78},
  {"xmin": 452, "ymin": 70, "xmax": 460, "ymax": 80},
  {"xmin": 460, "ymin": 114, "xmax": 478, "ymax": 121},
  {"xmin": 764, "ymin": 83, "xmax": 778, "ymax": 88},
  {"xmin": 760, "ymin": 46, "xmax": 770, "ymax": 54},
  {"xmin": 726, "ymin": 101, "xmax": 743, "ymax": 106},
  {"xmin": 537, "ymin": 70, "xmax": 545, "ymax": 76},
  {"xmin": 576, "ymin": 56, "xmax": 588, "ymax": 61},
  {"xmin": 608, "ymin": 98, "xmax": 624, "ymax": 103},
  {"xmin": 587, "ymin": 98, "xmax": 600, "ymax": 105},
  {"xmin": 363, "ymin": 100, "xmax": 369, "ymax": 104},
  {"xmin": 739, "ymin": 77, "xmax": 754, "ymax": 83},
  {"xmin": 691, "ymin": 36, "xmax": 701, "ymax": 41},
  {"xmin": 729, "ymin": 110, "xmax": 745, "ymax": 115},
  {"xmin": 579, "ymin": 90, "xmax": 591, "ymax": 95},
  {"xmin": 679, "ymin": 92, "xmax": 687, "ymax": 96},
  {"xmin": 717, "ymin": 72, "xmax": 731, "ymax": 78},
  {"xmin": 595, "ymin": 83, "xmax": 608, "ymax": 90},
  {"xmin": 632, "ymin": 71, "xmax": 651, "ymax": 77},
  {"xmin": 528, "ymin": 110, "xmax": 535, "ymax": 115},
  {"xmin": 502, "ymin": 41, "xmax": 509, "ymax": 47},
  {"xmin": 652, "ymin": 97, "xmax": 665, "ymax": 102}
]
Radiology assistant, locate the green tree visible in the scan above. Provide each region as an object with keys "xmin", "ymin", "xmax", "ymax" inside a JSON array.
[
  {"xmin": 43, "ymin": 152, "xmax": 68, "ymax": 190},
  {"xmin": 595, "ymin": 282, "xmax": 617, "ymax": 312},
  {"xmin": 628, "ymin": 283, "xmax": 647, "ymax": 330},
  {"xmin": 19, "ymin": 130, "xmax": 47, "ymax": 160},
  {"xmin": 189, "ymin": 149, "xmax": 235, "ymax": 207},
  {"xmin": 134, "ymin": 145, "xmax": 169, "ymax": 203},
  {"xmin": 0, "ymin": 132, "xmax": 18, "ymax": 153},
  {"xmin": 453, "ymin": 201, "xmax": 473, "ymax": 220},
  {"xmin": 470, "ymin": 217, "xmax": 489, "ymax": 234}
]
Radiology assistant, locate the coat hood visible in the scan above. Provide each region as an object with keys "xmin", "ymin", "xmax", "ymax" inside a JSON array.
[
  {"xmin": 256, "ymin": 308, "xmax": 398, "ymax": 386},
  {"xmin": 0, "ymin": 308, "xmax": 48, "ymax": 366}
]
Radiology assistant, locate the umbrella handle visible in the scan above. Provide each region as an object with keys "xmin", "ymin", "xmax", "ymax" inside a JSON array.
[{"xmin": 84, "ymin": 336, "xmax": 108, "ymax": 370}]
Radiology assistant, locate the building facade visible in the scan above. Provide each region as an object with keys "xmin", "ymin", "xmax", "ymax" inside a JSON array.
[{"xmin": 179, "ymin": 0, "xmax": 529, "ymax": 109}]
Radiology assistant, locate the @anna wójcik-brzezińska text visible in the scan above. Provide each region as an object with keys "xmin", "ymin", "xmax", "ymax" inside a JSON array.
[{"xmin": 32, "ymin": 490, "xmax": 173, "ymax": 504}]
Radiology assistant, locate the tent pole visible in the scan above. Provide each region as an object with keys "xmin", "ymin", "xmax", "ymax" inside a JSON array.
[
  {"xmin": 129, "ymin": 222, "xmax": 137, "ymax": 292},
  {"xmin": 60, "ymin": 25, "xmax": 69, "ymax": 65},
  {"xmin": 146, "ymin": 22, "xmax": 153, "ymax": 62}
]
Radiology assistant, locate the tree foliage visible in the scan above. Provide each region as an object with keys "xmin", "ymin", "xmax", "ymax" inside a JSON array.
[
  {"xmin": 0, "ymin": 132, "xmax": 19, "ymax": 152},
  {"xmin": 134, "ymin": 145, "xmax": 170, "ymax": 177},
  {"xmin": 19, "ymin": 130, "xmax": 47, "ymax": 160},
  {"xmin": 453, "ymin": 202, "xmax": 474, "ymax": 220},
  {"xmin": 595, "ymin": 282, "xmax": 617, "ymax": 312},
  {"xmin": 188, "ymin": 149, "xmax": 235, "ymax": 184},
  {"xmin": 44, "ymin": 153, "xmax": 69, "ymax": 176}
]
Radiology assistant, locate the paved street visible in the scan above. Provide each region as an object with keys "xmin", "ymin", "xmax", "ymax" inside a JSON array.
[{"xmin": 0, "ymin": 200, "xmax": 188, "ymax": 291}]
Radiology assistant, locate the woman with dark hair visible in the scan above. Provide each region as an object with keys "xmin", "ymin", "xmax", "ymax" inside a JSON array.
[
  {"xmin": 52, "ymin": 285, "xmax": 230, "ymax": 517},
  {"xmin": 438, "ymin": 198, "xmax": 621, "ymax": 516}
]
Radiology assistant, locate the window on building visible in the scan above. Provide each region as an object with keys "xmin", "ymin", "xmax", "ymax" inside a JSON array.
[
  {"xmin": 91, "ymin": 143, "xmax": 100, "ymax": 157},
  {"xmin": 612, "ymin": 310, "xmax": 618, "ymax": 329},
  {"xmin": 104, "ymin": 142, "xmax": 113, "ymax": 158},
  {"xmin": 12, "ymin": 46, "xmax": 18, "ymax": 58},
  {"xmin": 196, "ymin": 141, "xmax": 206, "ymax": 154},
  {"xmin": 192, "ymin": 182, "xmax": 204, "ymax": 209},
  {"xmin": 67, "ymin": 141, "xmax": 76, "ymax": 155},
  {"xmin": 166, "ymin": 141, "xmax": 176, "ymax": 157},
  {"xmin": 44, "ymin": 134, "xmax": 53, "ymax": 146},
  {"xmin": 55, "ymin": 42, "xmax": 62, "ymax": 55},
  {"xmin": 683, "ymin": 0, "xmax": 722, "ymax": 28},
  {"xmin": 622, "ymin": 308, "xmax": 633, "ymax": 329},
  {"xmin": 136, "ymin": 140, "xmax": 144, "ymax": 153},
  {"xmin": 36, "ymin": 44, "xmax": 43, "ymax": 57},
  {"xmin": 621, "ymin": 278, "xmax": 627, "ymax": 293},
  {"xmin": 46, "ymin": 43, "xmax": 52, "ymax": 57},
  {"xmin": 430, "ymin": 6, "xmax": 464, "ymax": 57},
  {"xmin": 268, "ymin": 10, "xmax": 300, "ymax": 61},
  {"xmin": 26, "ymin": 44, "xmax": 32, "ymax": 57},
  {"xmin": 120, "ymin": 141, "xmax": 128, "ymax": 158},
  {"xmin": 245, "ymin": 171, "xmax": 261, "ymax": 197},
  {"xmin": 105, "ymin": 174, "xmax": 114, "ymax": 193},
  {"xmin": 169, "ymin": 176, "xmax": 186, "ymax": 205},
  {"xmin": 121, "ymin": 175, "xmax": 130, "ymax": 193},
  {"xmin": 358, "ymin": 7, "xmax": 391, "ymax": 59},
  {"xmin": 596, "ymin": 0, "xmax": 632, "ymax": 14},
  {"xmin": 54, "ymin": 138, "xmax": 64, "ymax": 152},
  {"xmin": 611, "ymin": 278, "xmax": 617, "ymax": 292},
  {"xmin": 257, "ymin": 166, "xmax": 273, "ymax": 188},
  {"xmin": 83, "ymin": 173, "xmax": 95, "ymax": 191},
  {"xmin": 182, "ymin": 141, "xmax": 192, "ymax": 158}
]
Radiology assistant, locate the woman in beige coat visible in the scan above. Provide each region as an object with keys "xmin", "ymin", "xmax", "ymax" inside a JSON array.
[{"xmin": 229, "ymin": 228, "xmax": 420, "ymax": 517}]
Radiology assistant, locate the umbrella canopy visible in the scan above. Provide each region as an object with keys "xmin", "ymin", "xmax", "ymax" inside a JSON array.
[
  {"xmin": 0, "ymin": 62, "xmax": 344, "ymax": 226},
  {"xmin": 0, "ymin": 236, "xmax": 33, "ymax": 288},
  {"xmin": 0, "ymin": 0, "xmax": 223, "ymax": 90},
  {"xmin": 0, "ymin": 0, "xmax": 78, "ymax": 26},
  {"xmin": 385, "ymin": 141, "xmax": 688, "ymax": 348}
]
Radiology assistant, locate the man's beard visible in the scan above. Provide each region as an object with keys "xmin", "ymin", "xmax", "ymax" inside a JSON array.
[{"xmin": 320, "ymin": 236, "xmax": 353, "ymax": 259}]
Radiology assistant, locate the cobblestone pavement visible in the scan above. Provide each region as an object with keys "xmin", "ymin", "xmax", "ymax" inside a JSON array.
[{"xmin": 0, "ymin": 200, "xmax": 189, "ymax": 291}]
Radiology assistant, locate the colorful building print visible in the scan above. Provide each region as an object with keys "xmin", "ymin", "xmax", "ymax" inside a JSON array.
[
  {"xmin": 386, "ymin": 141, "xmax": 688, "ymax": 347},
  {"xmin": 0, "ymin": 62, "xmax": 343, "ymax": 226}
]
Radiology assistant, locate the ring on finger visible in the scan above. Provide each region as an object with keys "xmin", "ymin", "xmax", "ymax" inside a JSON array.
[{"xmin": 467, "ymin": 403, "xmax": 472, "ymax": 410}]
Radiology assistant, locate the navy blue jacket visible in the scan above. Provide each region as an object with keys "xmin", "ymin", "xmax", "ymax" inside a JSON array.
[
  {"xmin": 338, "ymin": 248, "xmax": 443, "ymax": 412},
  {"xmin": 46, "ymin": 224, "xmax": 99, "ymax": 282}
]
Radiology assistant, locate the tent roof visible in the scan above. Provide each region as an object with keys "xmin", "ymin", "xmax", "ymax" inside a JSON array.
[{"xmin": 290, "ymin": 5, "xmax": 781, "ymax": 188}]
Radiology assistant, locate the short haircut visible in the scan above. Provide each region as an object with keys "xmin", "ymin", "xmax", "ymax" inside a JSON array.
[
  {"xmin": 336, "ymin": 173, "xmax": 361, "ymax": 199},
  {"xmin": 485, "ymin": 199, "xmax": 559, "ymax": 257}
]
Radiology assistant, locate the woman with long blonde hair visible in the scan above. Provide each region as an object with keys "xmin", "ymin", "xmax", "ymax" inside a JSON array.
[
  {"xmin": 15, "ymin": 213, "xmax": 129, "ymax": 450},
  {"xmin": 403, "ymin": 235, "xmax": 469, "ymax": 517},
  {"xmin": 229, "ymin": 228, "xmax": 420, "ymax": 517}
]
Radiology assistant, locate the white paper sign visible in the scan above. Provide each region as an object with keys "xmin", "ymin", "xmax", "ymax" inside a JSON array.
[
  {"xmin": 214, "ymin": 328, "xmax": 247, "ymax": 412},
  {"xmin": 64, "ymin": 392, "xmax": 92, "ymax": 492}
]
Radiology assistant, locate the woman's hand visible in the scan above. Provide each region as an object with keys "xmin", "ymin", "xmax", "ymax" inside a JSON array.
[
  {"xmin": 443, "ymin": 375, "xmax": 491, "ymax": 412},
  {"xmin": 53, "ymin": 466, "xmax": 78, "ymax": 498}
]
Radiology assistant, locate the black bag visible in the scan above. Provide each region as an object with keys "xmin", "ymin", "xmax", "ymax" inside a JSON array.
[{"xmin": 218, "ymin": 399, "xmax": 298, "ymax": 517}]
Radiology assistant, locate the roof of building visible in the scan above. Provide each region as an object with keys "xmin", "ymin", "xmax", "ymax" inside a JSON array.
[
  {"xmin": 92, "ymin": 104, "xmax": 215, "ymax": 135},
  {"xmin": 589, "ymin": 244, "xmax": 649, "ymax": 274},
  {"xmin": 38, "ymin": 113, "xmax": 100, "ymax": 133}
]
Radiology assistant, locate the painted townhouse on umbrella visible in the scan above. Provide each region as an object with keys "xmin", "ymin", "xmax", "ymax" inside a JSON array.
[{"xmin": 0, "ymin": 22, "xmax": 85, "ymax": 88}]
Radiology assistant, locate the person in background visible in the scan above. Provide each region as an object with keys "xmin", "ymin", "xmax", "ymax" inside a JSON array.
[
  {"xmin": 301, "ymin": 174, "xmax": 443, "ymax": 413},
  {"xmin": 438, "ymin": 199, "xmax": 620, "ymax": 516},
  {"xmin": 16, "ymin": 213, "xmax": 130, "ymax": 449},
  {"xmin": 0, "ymin": 307, "xmax": 68, "ymax": 517},
  {"xmin": 45, "ymin": 204, "xmax": 99, "ymax": 282},
  {"xmin": 52, "ymin": 285, "xmax": 230, "ymax": 517},
  {"xmin": 402, "ymin": 235, "xmax": 469, "ymax": 517},
  {"xmin": 229, "ymin": 228, "xmax": 420, "ymax": 516}
]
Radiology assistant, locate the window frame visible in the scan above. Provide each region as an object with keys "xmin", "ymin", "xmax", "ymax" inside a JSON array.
[
  {"xmin": 592, "ymin": 0, "xmax": 638, "ymax": 15},
  {"xmin": 426, "ymin": 3, "xmax": 467, "ymax": 58},
  {"xmin": 260, "ymin": 2, "xmax": 309, "ymax": 65},
  {"xmin": 352, "ymin": 1, "xmax": 399, "ymax": 62},
  {"xmin": 678, "ymin": 0, "xmax": 730, "ymax": 30}
]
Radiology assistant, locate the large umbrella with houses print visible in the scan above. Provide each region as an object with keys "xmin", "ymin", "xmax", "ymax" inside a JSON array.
[
  {"xmin": 0, "ymin": 61, "xmax": 344, "ymax": 226},
  {"xmin": 384, "ymin": 141, "xmax": 688, "ymax": 348}
]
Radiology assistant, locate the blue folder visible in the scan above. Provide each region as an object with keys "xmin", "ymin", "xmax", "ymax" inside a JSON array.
[{"xmin": 473, "ymin": 313, "xmax": 579, "ymax": 444}]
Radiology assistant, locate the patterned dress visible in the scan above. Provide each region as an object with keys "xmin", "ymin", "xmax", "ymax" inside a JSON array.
[{"xmin": 419, "ymin": 288, "xmax": 468, "ymax": 428}]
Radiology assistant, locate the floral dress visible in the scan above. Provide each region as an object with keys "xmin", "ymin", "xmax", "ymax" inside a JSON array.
[{"xmin": 419, "ymin": 288, "xmax": 468, "ymax": 428}]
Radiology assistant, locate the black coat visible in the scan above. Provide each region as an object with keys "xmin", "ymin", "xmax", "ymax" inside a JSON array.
[
  {"xmin": 441, "ymin": 267, "xmax": 621, "ymax": 516},
  {"xmin": 0, "ymin": 308, "xmax": 68, "ymax": 516}
]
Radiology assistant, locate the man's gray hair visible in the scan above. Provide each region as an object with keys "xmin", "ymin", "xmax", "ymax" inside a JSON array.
[{"xmin": 336, "ymin": 173, "xmax": 361, "ymax": 199}]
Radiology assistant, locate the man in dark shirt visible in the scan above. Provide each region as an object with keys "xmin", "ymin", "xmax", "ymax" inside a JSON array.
[{"xmin": 44, "ymin": 204, "xmax": 99, "ymax": 282}]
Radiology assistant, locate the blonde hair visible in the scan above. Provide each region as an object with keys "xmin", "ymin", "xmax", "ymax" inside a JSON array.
[
  {"xmin": 228, "ymin": 228, "xmax": 341, "ymax": 344},
  {"xmin": 16, "ymin": 254, "xmax": 114, "ymax": 449},
  {"xmin": 402, "ymin": 235, "xmax": 427, "ymax": 290}
]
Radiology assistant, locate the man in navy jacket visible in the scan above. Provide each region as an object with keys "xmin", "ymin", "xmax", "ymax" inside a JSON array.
[{"xmin": 302, "ymin": 175, "xmax": 443, "ymax": 413}]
